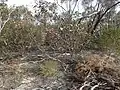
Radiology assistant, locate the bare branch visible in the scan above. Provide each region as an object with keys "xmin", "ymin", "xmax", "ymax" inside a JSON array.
[
  {"xmin": 71, "ymin": 0, "xmax": 79, "ymax": 14},
  {"xmin": 77, "ymin": 11, "xmax": 99, "ymax": 24},
  {"xmin": 55, "ymin": 0, "xmax": 67, "ymax": 12}
]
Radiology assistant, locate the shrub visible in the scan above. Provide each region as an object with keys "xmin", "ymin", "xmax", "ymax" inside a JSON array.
[
  {"xmin": 0, "ymin": 20, "xmax": 43, "ymax": 54},
  {"xmin": 91, "ymin": 27, "xmax": 120, "ymax": 54}
]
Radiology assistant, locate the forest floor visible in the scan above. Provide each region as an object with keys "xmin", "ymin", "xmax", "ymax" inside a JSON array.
[{"xmin": 0, "ymin": 50, "xmax": 120, "ymax": 90}]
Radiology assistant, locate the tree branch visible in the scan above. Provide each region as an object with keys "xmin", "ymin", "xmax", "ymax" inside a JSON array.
[
  {"xmin": 71, "ymin": 0, "xmax": 79, "ymax": 14},
  {"xmin": 55, "ymin": 0, "xmax": 67, "ymax": 12},
  {"xmin": 0, "ymin": 9, "xmax": 15, "ymax": 34},
  {"xmin": 92, "ymin": 1, "xmax": 120, "ymax": 32}
]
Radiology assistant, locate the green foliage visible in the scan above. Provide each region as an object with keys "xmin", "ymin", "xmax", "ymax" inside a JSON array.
[
  {"xmin": 92, "ymin": 27, "xmax": 120, "ymax": 54},
  {"xmin": 0, "ymin": 5, "xmax": 44, "ymax": 54},
  {"xmin": 0, "ymin": 0, "xmax": 119, "ymax": 55},
  {"xmin": 0, "ymin": 19, "xmax": 43, "ymax": 53}
]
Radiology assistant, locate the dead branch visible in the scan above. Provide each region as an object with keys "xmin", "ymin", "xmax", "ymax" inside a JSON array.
[
  {"xmin": 91, "ymin": 83, "xmax": 100, "ymax": 90},
  {"xmin": 79, "ymin": 81, "xmax": 91, "ymax": 90}
]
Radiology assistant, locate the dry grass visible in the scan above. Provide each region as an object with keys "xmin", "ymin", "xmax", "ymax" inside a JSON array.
[
  {"xmin": 78, "ymin": 54, "xmax": 119, "ymax": 71},
  {"xmin": 74, "ymin": 53, "xmax": 120, "ymax": 89}
]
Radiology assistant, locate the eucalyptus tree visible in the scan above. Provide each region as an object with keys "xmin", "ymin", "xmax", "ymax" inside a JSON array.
[
  {"xmin": 81, "ymin": 0, "xmax": 120, "ymax": 33},
  {"xmin": 34, "ymin": 0, "xmax": 57, "ymax": 27}
]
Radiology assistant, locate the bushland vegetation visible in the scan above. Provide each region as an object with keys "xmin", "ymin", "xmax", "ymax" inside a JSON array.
[{"xmin": 0, "ymin": 0, "xmax": 120, "ymax": 89}]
